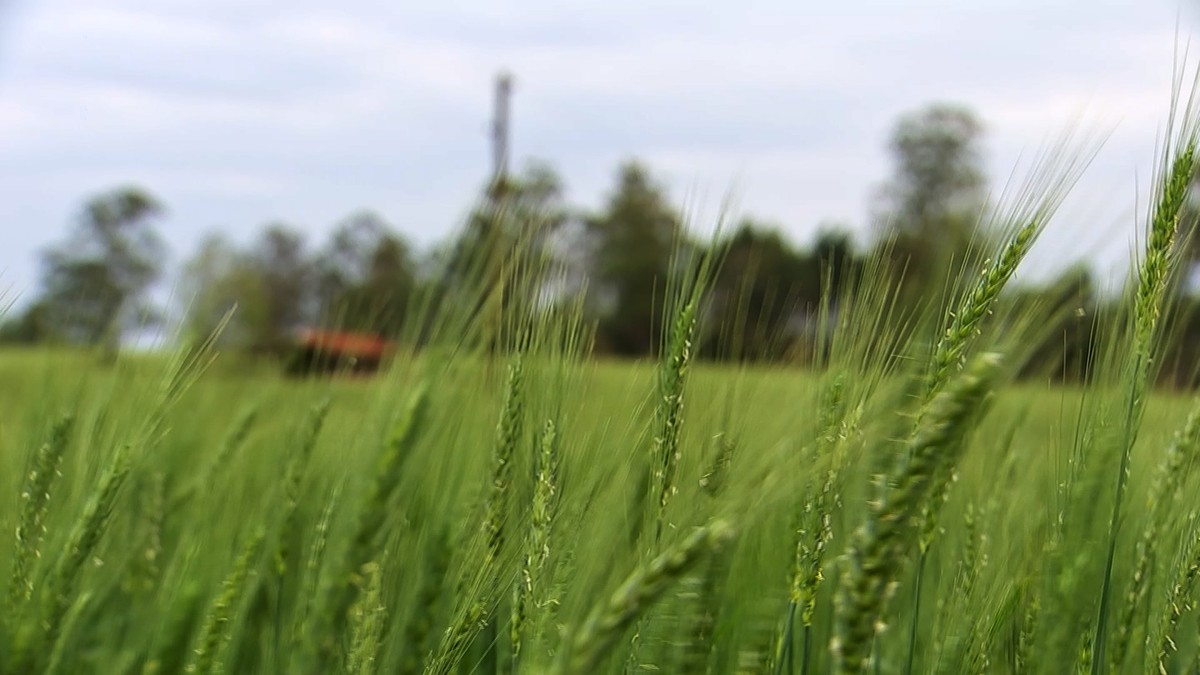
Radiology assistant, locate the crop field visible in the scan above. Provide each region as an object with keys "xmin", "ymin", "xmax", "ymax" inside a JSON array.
[
  {"xmin": 10, "ymin": 72, "xmax": 1200, "ymax": 675},
  {"xmin": 1, "ymin": 320, "xmax": 1199, "ymax": 675}
]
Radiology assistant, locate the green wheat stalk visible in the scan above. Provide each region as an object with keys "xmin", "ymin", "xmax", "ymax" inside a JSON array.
[
  {"xmin": 293, "ymin": 481, "xmax": 342, "ymax": 651},
  {"xmin": 185, "ymin": 526, "xmax": 268, "ymax": 675},
  {"xmin": 43, "ymin": 591, "xmax": 91, "ymax": 675},
  {"xmin": 174, "ymin": 403, "xmax": 260, "ymax": 512},
  {"xmin": 512, "ymin": 418, "xmax": 561, "ymax": 664},
  {"xmin": 834, "ymin": 353, "xmax": 1002, "ymax": 674},
  {"xmin": 1091, "ymin": 137, "xmax": 1198, "ymax": 674},
  {"xmin": 9, "ymin": 415, "xmax": 74, "ymax": 608},
  {"xmin": 272, "ymin": 399, "xmax": 331, "ymax": 581},
  {"xmin": 1148, "ymin": 536, "xmax": 1200, "ymax": 675},
  {"xmin": 347, "ymin": 381, "xmax": 430, "ymax": 567},
  {"xmin": 36, "ymin": 441, "xmax": 135, "ymax": 662},
  {"xmin": 314, "ymin": 383, "xmax": 428, "ymax": 667},
  {"xmin": 425, "ymin": 357, "xmax": 525, "ymax": 675},
  {"xmin": 554, "ymin": 520, "xmax": 736, "ymax": 675},
  {"xmin": 927, "ymin": 219, "xmax": 1040, "ymax": 396},
  {"xmin": 778, "ymin": 376, "xmax": 848, "ymax": 675},
  {"xmin": 401, "ymin": 527, "xmax": 451, "ymax": 675},
  {"xmin": 652, "ymin": 296, "xmax": 699, "ymax": 536},
  {"xmin": 346, "ymin": 560, "xmax": 387, "ymax": 675},
  {"xmin": 485, "ymin": 356, "xmax": 525, "ymax": 566},
  {"xmin": 1111, "ymin": 398, "xmax": 1200, "ymax": 669}
]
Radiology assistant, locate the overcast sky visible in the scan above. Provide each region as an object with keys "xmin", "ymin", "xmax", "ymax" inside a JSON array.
[{"xmin": 2, "ymin": 0, "xmax": 1199, "ymax": 306}]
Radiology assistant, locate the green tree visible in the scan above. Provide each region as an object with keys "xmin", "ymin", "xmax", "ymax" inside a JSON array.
[
  {"xmin": 316, "ymin": 212, "xmax": 416, "ymax": 337},
  {"xmin": 583, "ymin": 161, "xmax": 686, "ymax": 356},
  {"xmin": 30, "ymin": 186, "xmax": 165, "ymax": 354},
  {"xmin": 705, "ymin": 222, "xmax": 860, "ymax": 362},
  {"xmin": 707, "ymin": 222, "xmax": 809, "ymax": 360},
  {"xmin": 179, "ymin": 233, "xmax": 271, "ymax": 348},
  {"xmin": 1011, "ymin": 263, "xmax": 1100, "ymax": 383},
  {"xmin": 251, "ymin": 224, "xmax": 316, "ymax": 351},
  {"xmin": 435, "ymin": 161, "xmax": 570, "ymax": 351},
  {"xmin": 0, "ymin": 303, "xmax": 54, "ymax": 344},
  {"xmin": 813, "ymin": 226, "xmax": 858, "ymax": 303},
  {"xmin": 181, "ymin": 225, "xmax": 316, "ymax": 353},
  {"xmin": 874, "ymin": 103, "xmax": 988, "ymax": 305},
  {"xmin": 443, "ymin": 161, "xmax": 568, "ymax": 288}
]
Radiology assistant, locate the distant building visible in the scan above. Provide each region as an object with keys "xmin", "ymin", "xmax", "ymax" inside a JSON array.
[{"xmin": 287, "ymin": 329, "xmax": 393, "ymax": 376}]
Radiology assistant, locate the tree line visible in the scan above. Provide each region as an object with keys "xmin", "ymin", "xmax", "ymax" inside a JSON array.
[{"xmin": 5, "ymin": 101, "xmax": 1200, "ymax": 384}]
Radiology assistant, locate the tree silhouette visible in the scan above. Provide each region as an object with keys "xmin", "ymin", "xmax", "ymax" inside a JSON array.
[
  {"xmin": 583, "ymin": 161, "xmax": 686, "ymax": 356},
  {"xmin": 33, "ymin": 186, "xmax": 165, "ymax": 356},
  {"xmin": 874, "ymin": 103, "xmax": 988, "ymax": 307}
]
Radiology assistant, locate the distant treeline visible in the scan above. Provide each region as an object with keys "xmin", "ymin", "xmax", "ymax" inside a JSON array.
[{"xmin": 4, "ymin": 102, "xmax": 1200, "ymax": 386}]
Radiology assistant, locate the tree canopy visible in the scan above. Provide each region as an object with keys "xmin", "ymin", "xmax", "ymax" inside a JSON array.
[
  {"xmin": 19, "ymin": 186, "xmax": 165, "ymax": 355},
  {"xmin": 4, "ymin": 100, "xmax": 1176, "ymax": 383}
]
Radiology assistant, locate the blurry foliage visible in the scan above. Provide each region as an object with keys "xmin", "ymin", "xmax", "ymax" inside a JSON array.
[
  {"xmin": 874, "ymin": 103, "xmax": 989, "ymax": 309},
  {"xmin": 580, "ymin": 161, "xmax": 685, "ymax": 356},
  {"xmin": 3, "ymin": 186, "xmax": 165, "ymax": 360},
  {"xmin": 3, "ymin": 101, "xmax": 1198, "ymax": 386}
]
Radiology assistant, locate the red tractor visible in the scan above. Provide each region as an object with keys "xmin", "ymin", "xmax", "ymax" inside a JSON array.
[{"xmin": 287, "ymin": 329, "xmax": 394, "ymax": 376}]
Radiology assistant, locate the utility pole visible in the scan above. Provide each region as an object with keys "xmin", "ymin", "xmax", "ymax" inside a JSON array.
[
  {"xmin": 491, "ymin": 71, "xmax": 514, "ymax": 194},
  {"xmin": 482, "ymin": 71, "xmax": 515, "ymax": 369}
]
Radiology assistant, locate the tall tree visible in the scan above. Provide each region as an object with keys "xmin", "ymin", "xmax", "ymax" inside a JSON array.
[
  {"xmin": 442, "ymin": 160, "xmax": 568, "ymax": 293},
  {"xmin": 180, "ymin": 224, "xmax": 317, "ymax": 353},
  {"xmin": 707, "ymin": 221, "xmax": 809, "ymax": 360},
  {"xmin": 251, "ymin": 224, "xmax": 316, "ymax": 351},
  {"xmin": 0, "ymin": 303, "xmax": 54, "ymax": 344},
  {"xmin": 179, "ymin": 233, "xmax": 271, "ymax": 348},
  {"xmin": 813, "ymin": 226, "xmax": 858, "ymax": 301},
  {"xmin": 316, "ymin": 212, "xmax": 416, "ymax": 337},
  {"xmin": 34, "ymin": 186, "xmax": 165, "ymax": 352},
  {"xmin": 583, "ymin": 161, "xmax": 685, "ymax": 356},
  {"xmin": 433, "ymin": 160, "xmax": 570, "ymax": 352},
  {"xmin": 874, "ymin": 103, "xmax": 988, "ymax": 303},
  {"xmin": 1011, "ymin": 263, "xmax": 1100, "ymax": 383},
  {"xmin": 705, "ymin": 222, "xmax": 860, "ymax": 361}
]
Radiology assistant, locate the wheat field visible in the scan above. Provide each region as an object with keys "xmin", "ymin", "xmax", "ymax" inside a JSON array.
[{"xmin": 7, "ymin": 57, "xmax": 1200, "ymax": 675}]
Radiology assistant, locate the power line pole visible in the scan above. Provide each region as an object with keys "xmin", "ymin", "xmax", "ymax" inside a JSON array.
[
  {"xmin": 491, "ymin": 71, "xmax": 514, "ymax": 192},
  {"xmin": 481, "ymin": 71, "xmax": 516, "ymax": 367}
]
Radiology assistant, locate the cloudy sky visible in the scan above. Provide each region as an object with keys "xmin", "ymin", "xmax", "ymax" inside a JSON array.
[{"xmin": 1, "ymin": 0, "xmax": 1198, "ymax": 305}]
